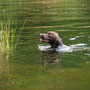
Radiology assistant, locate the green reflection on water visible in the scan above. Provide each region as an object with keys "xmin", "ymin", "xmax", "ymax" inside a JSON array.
[{"xmin": 0, "ymin": 0, "xmax": 90, "ymax": 90}]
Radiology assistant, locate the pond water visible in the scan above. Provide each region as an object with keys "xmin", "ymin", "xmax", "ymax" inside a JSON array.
[{"xmin": 0, "ymin": 0, "xmax": 90, "ymax": 90}]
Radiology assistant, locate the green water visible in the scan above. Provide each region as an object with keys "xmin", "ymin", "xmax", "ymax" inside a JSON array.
[{"xmin": 0, "ymin": 0, "xmax": 90, "ymax": 90}]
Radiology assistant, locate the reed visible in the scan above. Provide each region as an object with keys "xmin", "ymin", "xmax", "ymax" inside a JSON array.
[{"xmin": 0, "ymin": 19, "xmax": 16, "ymax": 53}]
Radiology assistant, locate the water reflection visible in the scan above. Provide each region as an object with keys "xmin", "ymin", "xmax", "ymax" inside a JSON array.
[
  {"xmin": 0, "ymin": 53, "xmax": 11, "ymax": 87},
  {"xmin": 0, "ymin": 0, "xmax": 90, "ymax": 89},
  {"xmin": 40, "ymin": 50, "xmax": 59, "ymax": 66}
]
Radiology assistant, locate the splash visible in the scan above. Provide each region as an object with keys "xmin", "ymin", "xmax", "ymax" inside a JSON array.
[{"xmin": 38, "ymin": 43, "xmax": 88, "ymax": 53}]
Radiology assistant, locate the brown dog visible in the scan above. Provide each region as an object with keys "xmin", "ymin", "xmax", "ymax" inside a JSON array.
[{"xmin": 40, "ymin": 31, "xmax": 63, "ymax": 48}]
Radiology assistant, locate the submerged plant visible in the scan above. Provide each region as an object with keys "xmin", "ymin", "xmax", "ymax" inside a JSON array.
[{"xmin": 0, "ymin": 19, "xmax": 16, "ymax": 53}]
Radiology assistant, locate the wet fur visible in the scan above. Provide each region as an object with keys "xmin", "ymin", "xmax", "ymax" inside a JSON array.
[{"xmin": 40, "ymin": 31, "xmax": 64, "ymax": 48}]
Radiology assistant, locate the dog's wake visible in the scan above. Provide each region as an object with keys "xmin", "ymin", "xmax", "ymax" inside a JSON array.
[{"xmin": 38, "ymin": 43, "xmax": 88, "ymax": 53}]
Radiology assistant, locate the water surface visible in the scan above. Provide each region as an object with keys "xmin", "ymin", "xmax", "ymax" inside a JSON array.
[{"xmin": 0, "ymin": 0, "xmax": 90, "ymax": 90}]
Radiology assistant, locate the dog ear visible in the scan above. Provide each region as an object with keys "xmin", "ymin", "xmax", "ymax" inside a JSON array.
[
  {"xmin": 48, "ymin": 33, "xmax": 57, "ymax": 41},
  {"xmin": 48, "ymin": 31, "xmax": 59, "ymax": 37}
]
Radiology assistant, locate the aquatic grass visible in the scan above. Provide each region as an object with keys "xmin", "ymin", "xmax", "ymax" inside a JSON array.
[{"xmin": 0, "ymin": 19, "xmax": 16, "ymax": 53}]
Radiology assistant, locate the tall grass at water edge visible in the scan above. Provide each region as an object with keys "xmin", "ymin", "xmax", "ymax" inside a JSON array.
[{"xmin": 0, "ymin": 19, "xmax": 16, "ymax": 53}]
